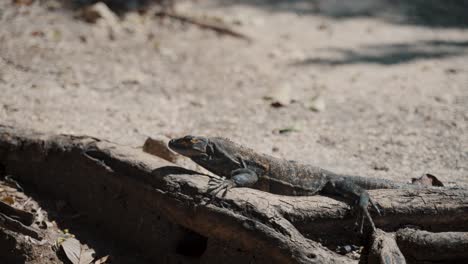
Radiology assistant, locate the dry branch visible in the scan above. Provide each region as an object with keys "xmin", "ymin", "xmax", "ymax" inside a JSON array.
[
  {"xmin": 0, "ymin": 125, "xmax": 467, "ymax": 263},
  {"xmin": 0, "ymin": 213, "xmax": 41, "ymax": 240},
  {"xmin": 155, "ymin": 10, "xmax": 252, "ymax": 42},
  {"xmin": 0, "ymin": 200, "xmax": 34, "ymax": 225},
  {"xmin": 396, "ymin": 228, "xmax": 468, "ymax": 262},
  {"xmin": 366, "ymin": 229, "xmax": 406, "ymax": 264}
]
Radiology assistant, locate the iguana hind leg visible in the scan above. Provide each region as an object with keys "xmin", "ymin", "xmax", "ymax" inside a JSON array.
[
  {"xmin": 327, "ymin": 178, "xmax": 381, "ymax": 233},
  {"xmin": 207, "ymin": 168, "xmax": 258, "ymax": 197},
  {"xmin": 357, "ymin": 190, "xmax": 380, "ymax": 233}
]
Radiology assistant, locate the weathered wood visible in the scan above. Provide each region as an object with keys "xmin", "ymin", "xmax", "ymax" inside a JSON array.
[
  {"xmin": 0, "ymin": 213, "xmax": 41, "ymax": 240},
  {"xmin": 0, "ymin": 228, "xmax": 30, "ymax": 263},
  {"xmin": 0, "ymin": 125, "xmax": 352, "ymax": 263},
  {"xmin": 0, "ymin": 200, "xmax": 34, "ymax": 225},
  {"xmin": 396, "ymin": 228, "xmax": 468, "ymax": 262},
  {"xmin": 0, "ymin": 125, "xmax": 467, "ymax": 263},
  {"xmin": 366, "ymin": 229, "xmax": 406, "ymax": 264}
]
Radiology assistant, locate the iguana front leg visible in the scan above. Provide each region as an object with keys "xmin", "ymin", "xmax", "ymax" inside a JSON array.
[
  {"xmin": 207, "ymin": 159, "xmax": 259, "ymax": 196},
  {"xmin": 326, "ymin": 178, "xmax": 381, "ymax": 233}
]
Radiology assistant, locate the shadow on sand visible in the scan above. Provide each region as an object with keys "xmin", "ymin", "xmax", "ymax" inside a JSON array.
[
  {"xmin": 215, "ymin": 0, "xmax": 468, "ymax": 28},
  {"xmin": 292, "ymin": 40, "xmax": 468, "ymax": 66}
]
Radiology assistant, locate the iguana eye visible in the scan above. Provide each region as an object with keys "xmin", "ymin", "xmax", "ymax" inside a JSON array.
[{"xmin": 190, "ymin": 138, "xmax": 199, "ymax": 144}]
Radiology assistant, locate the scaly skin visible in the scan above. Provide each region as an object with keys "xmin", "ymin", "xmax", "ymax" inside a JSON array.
[{"xmin": 168, "ymin": 135, "xmax": 414, "ymax": 233}]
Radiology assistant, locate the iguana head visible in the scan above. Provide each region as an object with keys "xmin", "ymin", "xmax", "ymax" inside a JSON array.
[{"xmin": 168, "ymin": 135, "xmax": 211, "ymax": 158}]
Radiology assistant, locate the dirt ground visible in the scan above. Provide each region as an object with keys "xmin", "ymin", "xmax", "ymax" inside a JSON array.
[{"xmin": 0, "ymin": 0, "xmax": 467, "ymax": 188}]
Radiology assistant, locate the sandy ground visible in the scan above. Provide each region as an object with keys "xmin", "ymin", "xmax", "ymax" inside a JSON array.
[{"xmin": 0, "ymin": 0, "xmax": 467, "ymax": 186}]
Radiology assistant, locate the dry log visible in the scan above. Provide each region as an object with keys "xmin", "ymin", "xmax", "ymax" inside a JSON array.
[
  {"xmin": 366, "ymin": 229, "xmax": 406, "ymax": 264},
  {"xmin": 0, "ymin": 125, "xmax": 467, "ymax": 263},
  {"xmin": 396, "ymin": 228, "xmax": 468, "ymax": 262},
  {"xmin": 0, "ymin": 125, "xmax": 351, "ymax": 263}
]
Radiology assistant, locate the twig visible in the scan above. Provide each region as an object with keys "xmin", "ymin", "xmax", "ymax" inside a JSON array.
[
  {"xmin": 0, "ymin": 200, "xmax": 34, "ymax": 225},
  {"xmin": 5, "ymin": 175, "xmax": 24, "ymax": 192},
  {"xmin": 155, "ymin": 10, "xmax": 252, "ymax": 42},
  {"xmin": 0, "ymin": 213, "xmax": 41, "ymax": 240}
]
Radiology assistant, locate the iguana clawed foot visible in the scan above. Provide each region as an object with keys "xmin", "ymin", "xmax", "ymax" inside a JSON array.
[
  {"xmin": 207, "ymin": 177, "xmax": 235, "ymax": 197},
  {"xmin": 207, "ymin": 167, "xmax": 259, "ymax": 197}
]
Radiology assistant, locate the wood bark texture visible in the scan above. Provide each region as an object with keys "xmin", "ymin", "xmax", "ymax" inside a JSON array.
[
  {"xmin": 0, "ymin": 125, "xmax": 467, "ymax": 263},
  {"xmin": 366, "ymin": 229, "xmax": 406, "ymax": 264},
  {"xmin": 396, "ymin": 228, "xmax": 468, "ymax": 262}
]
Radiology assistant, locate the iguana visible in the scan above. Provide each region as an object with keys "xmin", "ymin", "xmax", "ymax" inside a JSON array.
[{"xmin": 168, "ymin": 135, "xmax": 419, "ymax": 233}]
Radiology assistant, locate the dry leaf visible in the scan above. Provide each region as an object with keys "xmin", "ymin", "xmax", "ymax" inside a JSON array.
[
  {"xmin": 411, "ymin": 173, "xmax": 444, "ymax": 187},
  {"xmin": 307, "ymin": 96, "xmax": 326, "ymax": 112},
  {"xmin": 1, "ymin": 195, "xmax": 15, "ymax": 205},
  {"xmin": 94, "ymin": 255, "xmax": 109, "ymax": 264},
  {"xmin": 61, "ymin": 237, "xmax": 95, "ymax": 264}
]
